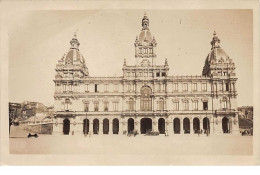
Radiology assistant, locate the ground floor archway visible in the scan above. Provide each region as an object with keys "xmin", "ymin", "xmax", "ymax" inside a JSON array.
[
  {"xmin": 193, "ymin": 117, "xmax": 200, "ymax": 134},
  {"xmin": 103, "ymin": 118, "xmax": 109, "ymax": 134},
  {"xmin": 113, "ymin": 118, "xmax": 119, "ymax": 134},
  {"xmin": 158, "ymin": 118, "xmax": 165, "ymax": 134},
  {"xmin": 140, "ymin": 118, "xmax": 152, "ymax": 134},
  {"xmin": 222, "ymin": 117, "xmax": 230, "ymax": 133},
  {"xmin": 93, "ymin": 119, "xmax": 99, "ymax": 134},
  {"xmin": 203, "ymin": 117, "xmax": 210, "ymax": 134},
  {"xmin": 63, "ymin": 119, "xmax": 70, "ymax": 135},
  {"xmin": 183, "ymin": 118, "xmax": 190, "ymax": 134},
  {"xmin": 83, "ymin": 119, "xmax": 89, "ymax": 134},
  {"xmin": 173, "ymin": 118, "xmax": 180, "ymax": 134},
  {"xmin": 128, "ymin": 118, "xmax": 134, "ymax": 133}
]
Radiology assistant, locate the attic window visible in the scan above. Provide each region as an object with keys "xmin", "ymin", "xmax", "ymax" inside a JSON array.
[
  {"xmin": 156, "ymin": 72, "xmax": 160, "ymax": 77},
  {"xmin": 162, "ymin": 72, "xmax": 166, "ymax": 77}
]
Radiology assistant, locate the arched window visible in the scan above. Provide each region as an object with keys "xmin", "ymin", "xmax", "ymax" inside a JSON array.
[{"xmin": 140, "ymin": 86, "xmax": 152, "ymax": 111}]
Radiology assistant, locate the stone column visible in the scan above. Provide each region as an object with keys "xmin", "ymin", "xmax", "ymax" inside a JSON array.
[
  {"xmin": 190, "ymin": 121, "xmax": 193, "ymax": 134},
  {"xmin": 135, "ymin": 118, "xmax": 140, "ymax": 134},
  {"xmin": 100, "ymin": 121, "xmax": 104, "ymax": 135},
  {"xmin": 74, "ymin": 123, "xmax": 83, "ymax": 135},
  {"xmin": 153, "ymin": 118, "xmax": 158, "ymax": 132},
  {"xmin": 109, "ymin": 120, "xmax": 113, "ymax": 135},
  {"xmin": 180, "ymin": 120, "xmax": 184, "ymax": 134},
  {"xmin": 89, "ymin": 121, "xmax": 94, "ymax": 135},
  {"xmin": 166, "ymin": 119, "xmax": 173, "ymax": 136},
  {"xmin": 165, "ymin": 97, "xmax": 169, "ymax": 111},
  {"xmin": 52, "ymin": 119, "xmax": 63, "ymax": 135},
  {"xmin": 136, "ymin": 97, "xmax": 140, "ymax": 111},
  {"xmin": 200, "ymin": 120, "xmax": 203, "ymax": 133}
]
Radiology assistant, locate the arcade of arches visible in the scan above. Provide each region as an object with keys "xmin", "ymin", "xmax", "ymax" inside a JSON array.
[{"xmin": 61, "ymin": 116, "xmax": 233, "ymax": 135}]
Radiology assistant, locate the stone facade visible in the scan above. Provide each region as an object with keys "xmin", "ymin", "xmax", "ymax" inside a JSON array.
[{"xmin": 53, "ymin": 13, "xmax": 240, "ymax": 136}]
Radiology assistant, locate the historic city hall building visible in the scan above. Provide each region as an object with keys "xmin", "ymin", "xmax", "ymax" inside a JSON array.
[{"xmin": 53, "ymin": 13, "xmax": 239, "ymax": 136}]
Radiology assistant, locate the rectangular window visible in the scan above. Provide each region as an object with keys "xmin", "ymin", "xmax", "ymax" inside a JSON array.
[
  {"xmin": 202, "ymin": 83, "xmax": 207, "ymax": 91},
  {"xmin": 127, "ymin": 84, "xmax": 131, "ymax": 92},
  {"xmin": 223, "ymin": 101, "xmax": 227, "ymax": 109},
  {"xmin": 114, "ymin": 84, "xmax": 119, "ymax": 92},
  {"xmin": 149, "ymin": 48, "xmax": 153, "ymax": 54},
  {"xmin": 104, "ymin": 84, "xmax": 109, "ymax": 92},
  {"xmin": 203, "ymin": 102, "xmax": 208, "ymax": 110},
  {"xmin": 104, "ymin": 101, "xmax": 109, "ymax": 112},
  {"xmin": 158, "ymin": 99, "xmax": 164, "ymax": 110},
  {"xmin": 113, "ymin": 102, "xmax": 119, "ymax": 111},
  {"xmin": 173, "ymin": 83, "xmax": 178, "ymax": 92},
  {"xmin": 128, "ymin": 100, "xmax": 135, "ymax": 111},
  {"xmin": 173, "ymin": 102, "xmax": 179, "ymax": 110},
  {"xmin": 84, "ymin": 103, "xmax": 89, "ymax": 112},
  {"xmin": 95, "ymin": 84, "xmax": 98, "ymax": 92},
  {"xmin": 94, "ymin": 102, "xmax": 99, "ymax": 112},
  {"xmin": 162, "ymin": 72, "xmax": 166, "ymax": 77},
  {"xmin": 85, "ymin": 84, "xmax": 89, "ymax": 92},
  {"xmin": 226, "ymin": 83, "xmax": 229, "ymax": 91},
  {"xmin": 193, "ymin": 83, "xmax": 197, "ymax": 91},
  {"xmin": 184, "ymin": 101, "xmax": 189, "ymax": 110},
  {"xmin": 156, "ymin": 72, "xmax": 160, "ymax": 77},
  {"xmin": 219, "ymin": 84, "xmax": 223, "ymax": 91},
  {"xmin": 63, "ymin": 84, "xmax": 67, "ymax": 92},
  {"xmin": 183, "ymin": 83, "xmax": 188, "ymax": 91},
  {"xmin": 157, "ymin": 84, "xmax": 161, "ymax": 92},
  {"xmin": 194, "ymin": 101, "xmax": 198, "ymax": 110}
]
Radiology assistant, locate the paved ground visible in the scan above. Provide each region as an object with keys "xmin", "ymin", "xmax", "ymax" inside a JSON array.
[{"xmin": 10, "ymin": 126, "xmax": 253, "ymax": 155}]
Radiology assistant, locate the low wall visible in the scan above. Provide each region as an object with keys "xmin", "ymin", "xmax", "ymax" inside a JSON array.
[{"xmin": 19, "ymin": 123, "xmax": 53, "ymax": 134}]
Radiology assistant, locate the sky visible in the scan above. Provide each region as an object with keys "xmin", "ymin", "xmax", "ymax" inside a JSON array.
[{"xmin": 8, "ymin": 10, "xmax": 253, "ymax": 107}]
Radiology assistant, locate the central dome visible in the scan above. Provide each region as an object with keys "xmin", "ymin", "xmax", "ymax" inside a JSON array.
[{"xmin": 139, "ymin": 30, "xmax": 153, "ymax": 42}]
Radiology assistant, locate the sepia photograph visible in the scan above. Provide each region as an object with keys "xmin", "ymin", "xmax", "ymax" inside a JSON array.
[{"xmin": 1, "ymin": 0, "xmax": 259, "ymax": 166}]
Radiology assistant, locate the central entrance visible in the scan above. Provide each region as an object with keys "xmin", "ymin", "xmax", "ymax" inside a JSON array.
[
  {"xmin": 140, "ymin": 118, "xmax": 152, "ymax": 134},
  {"xmin": 63, "ymin": 119, "xmax": 70, "ymax": 135}
]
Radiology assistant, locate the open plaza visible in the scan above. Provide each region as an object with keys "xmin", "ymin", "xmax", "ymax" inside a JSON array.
[{"xmin": 10, "ymin": 126, "xmax": 252, "ymax": 155}]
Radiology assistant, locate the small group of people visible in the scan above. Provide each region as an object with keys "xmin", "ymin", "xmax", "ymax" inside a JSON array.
[
  {"xmin": 197, "ymin": 129, "xmax": 210, "ymax": 136},
  {"xmin": 241, "ymin": 129, "xmax": 253, "ymax": 136}
]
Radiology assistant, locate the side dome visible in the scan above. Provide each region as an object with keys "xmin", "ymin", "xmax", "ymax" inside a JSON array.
[
  {"xmin": 205, "ymin": 47, "xmax": 231, "ymax": 65},
  {"xmin": 202, "ymin": 31, "xmax": 235, "ymax": 76}
]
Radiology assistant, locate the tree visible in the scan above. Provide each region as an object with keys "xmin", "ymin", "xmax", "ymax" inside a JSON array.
[{"xmin": 9, "ymin": 103, "xmax": 22, "ymax": 135}]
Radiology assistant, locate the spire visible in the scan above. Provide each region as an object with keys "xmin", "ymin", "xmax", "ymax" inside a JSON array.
[
  {"xmin": 70, "ymin": 31, "xmax": 80, "ymax": 50},
  {"xmin": 165, "ymin": 58, "xmax": 168, "ymax": 66},
  {"xmin": 123, "ymin": 58, "xmax": 127, "ymax": 66},
  {"xmin": 142, "ymin": 12, "xmax": 149, "ymax": 30},
  {"xmin": 211, "ymin": 31, "xmax": 221, "ymax": 49}
]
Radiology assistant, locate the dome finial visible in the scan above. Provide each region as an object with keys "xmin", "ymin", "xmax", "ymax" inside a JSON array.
[
  {"xmin": 142, "ymin": 12, "xmax": 149, "ymax": 30},
  {"xmin": 70, "ymin": 30, "xmax": 80, "ymax": 50},
  {"xmin": 211, "ymin": 31, "xmax": 220, "ymax": 49}
]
